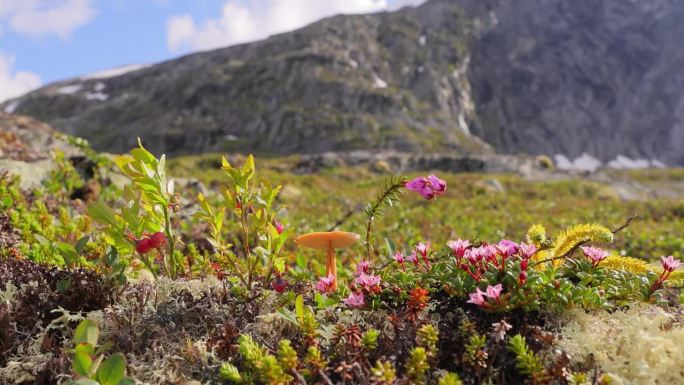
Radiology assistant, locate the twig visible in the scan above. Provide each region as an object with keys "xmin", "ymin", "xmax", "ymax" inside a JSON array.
[
  {"xmin": 327, "ymin": 206, "xmax": 360, "ymax": 232},
  {"xmin": 611, "ymin": 213, "xmax": 637, "ymax": 235}
]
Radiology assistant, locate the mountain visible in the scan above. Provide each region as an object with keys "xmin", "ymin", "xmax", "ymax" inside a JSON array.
[{"xmin": 3, "ymin": 0, "xmax": 684, "ymax": 166}]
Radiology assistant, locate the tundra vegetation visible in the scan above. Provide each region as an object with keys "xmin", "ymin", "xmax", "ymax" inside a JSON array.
[{"xmin": 1, "ymin": 139, "xmax": 682, "ymax": 385}]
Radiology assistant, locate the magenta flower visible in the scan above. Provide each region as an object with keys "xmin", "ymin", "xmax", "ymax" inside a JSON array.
[
  {"xmin": 343, "ymin": 292, "xmax": 365, "ymax": 308},
  {"xmin": 497, "ymin": 240, "xmax": 518, "ymax": 258},
  {"xmin": 466, "ymin": 287, "xmax": 486, "ymax": 305},
  {"xmin": 405, "ymin": 175, "xmax": 447, "ymax": 199},
  {"xmin": 464, "ymin": 248, "xmax": 481, "ymax": 264},
  {"xmin": 661, "ymin": 255, "xmax": 681, "ymax": 272},
  {"xmin": 355, "ymin": 260, "xmax": 371, "ymax": 275},
  {"xmin": 355, "ymin": 273, "xmax": 381, "ymax": 291},
  {"xmin": 518, "ymin": 243, "xmax": 537, "ymax": 259},
  {"xmin": 406, "ymin": 251, "xmax": 419, "ymax": 264},
  {"xmin": 273, "ymin": 219, "xmax": 284, "ymax": 234},
  {"xmin": 447, "ymin": 239, "xmax": 470, "ymax": 258},
  {"xmin": 393, "ymin": 251, "xmax": 405, "ymax": 264},
  {"xmin": 581, "ymin": 246, "xmax": 609, "ymax": 266},
  {"xmin": 427, "ymin": 175, "xmax": 447, "ymax": 196},
  {"xmin": 315, "ymin": 274, "xmax": 335, "ymax": 293},
  {"xmin": 484, "ymin": 284, "xmax": 503, "ymax": 300},
  {"xmin": 416, "ymin": 242, "xmax": 430, "ymax": 257}
]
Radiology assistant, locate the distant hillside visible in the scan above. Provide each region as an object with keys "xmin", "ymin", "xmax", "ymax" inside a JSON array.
[{"xmin": 3, "ymin": 0, "xmax": 684, "ymax": 166}]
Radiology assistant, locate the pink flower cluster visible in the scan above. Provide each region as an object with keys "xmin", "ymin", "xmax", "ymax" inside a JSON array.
[
  {"xmin": 581, "ymin": 246, "xmax": 609, "ymax": 267},
  {"xmin": 467, "ymin": 283, "xmax": 504, "ymax": 308},
  {"xmin": 344, "ymin": 260, "xmax": 382, "ymax": 308},
  {"xmin": 394, "ymin": 242, "xmax": 432, "ymax": 271},
  {"xmin": 315, "ymin": 273, "xmax": 336, "ymax": 294},
  {"xmin": 450, "ymin": 238, "xmax": 536, "ymax": 285},
  {"xmin": 405, "ymin": 175, "xmax": 447, "ymax": 200}
]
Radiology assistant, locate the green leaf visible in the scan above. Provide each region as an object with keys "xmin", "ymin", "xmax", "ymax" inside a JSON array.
[
  {"xmin": 295, "ymin": 294, "xmax": 305, "ymax": 322},
  {"xmin": 131, "ymin": 139, "xmax": 157, "ymax": 165},
  {"xmin": 75, "ymin": 236, "xmax": 91, "ymax": 253},
  {"xmin": 73, "ymin": 344, "xmax": 93, "ymax": 376},
  {"xmin": 97, "ymin": 353, "xmax": 126, "ymax": 385},
  {"xmin": 73, "ymin": 320, "xmax": 99, "ymax": 346},
  {"xmin": 88, "ymin": 201, "xmax": 118, "ymax": 227},
  {"xmin": 274, "ymin": 257, "xmax": 286, "ymax": 273},
  {"xmin": 242, "ymin": 154, "xmax": 255, "ymax": 181},
  {"xmin": 58, "ymin": 243, "xmax": 78, "ymax": 265},
  {"xmin": 72, "ymin": 379, "xmax": 100, "ymax": 385},
  {"xmin": 275, "ymin": 309, "xmax": 299, "ymax": 326},
  {"xmin": 34, "ymin": 233, "xmax": 50, "ymax": 245}
]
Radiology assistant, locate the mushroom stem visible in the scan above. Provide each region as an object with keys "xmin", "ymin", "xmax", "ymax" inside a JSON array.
[{"xmin": 326, "ymin": 240, "xmax": 337, "ymax": 290}]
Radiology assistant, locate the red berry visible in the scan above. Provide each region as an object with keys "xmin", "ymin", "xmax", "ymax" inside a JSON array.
[
  {"xmin": 149, "ymin": 232, "xmax": 166, "ymax": 249},
  {"xmin": 135, "ymin": 238, "xmax": 153, "ymax": 254},
  {"xmin": 520, "ymin": 259, "xmax": 529, "ymax": 270},
  {"xmin": 271, "ymin": 276, "xmax": 288, "ymax": 293}
]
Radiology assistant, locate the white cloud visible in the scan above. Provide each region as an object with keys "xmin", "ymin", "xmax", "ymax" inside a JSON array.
[
  {"xmin": 0, "ymin": 0, "xmax": 96, "ymax": 39},
  {"xmin": 0, "ymin": 52, "xmax": 42, "ymax": 102},
  {"xmin": 166, "ymin": 0, "xmax": 396, "ymax": 53},
  {"xmin": 388, "ymin": 0, "xmax": 426, "ymax": 10}
]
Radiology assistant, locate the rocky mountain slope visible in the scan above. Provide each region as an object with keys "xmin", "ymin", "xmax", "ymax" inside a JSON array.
[{"xmin": 3, "ymin": 0, "xmax": 684, "ymax": 165}]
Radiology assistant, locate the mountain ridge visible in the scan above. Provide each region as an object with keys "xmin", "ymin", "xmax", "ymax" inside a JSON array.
[{"xmin": 3, "ymin": 0, "xmax": 683, "ymax": 165}]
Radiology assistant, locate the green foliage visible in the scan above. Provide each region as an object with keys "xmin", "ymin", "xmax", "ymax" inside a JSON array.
[
  {"xmin": 363, "ymin": 176, "xmax": 408, "ymax": 258},
  {"xmin": 68, "ymin": 320, "xmax": 134, "ymax": 385},
  {"xmin": 416, "ymin": 323, "xmax": 439, "ymax": 360},
  {"xmin": 405, "ymin": 347, "xmax": 430, "ymax": 385},
  {"xmin": 508, "ymin": 334, "xmax": 545, "ymax": 381},
  {"xmin": 362, "ymin": 328, "xmax": 380, "ymax": 351},
  {"xmin": 276, "ymin": 340, "xmax": 298, "ymax": 372},
  {"xmin": 463, "ymin": 333, "xmax": 488, "ymax": 369},
  {"xmin": 370, "ymin": 360, "xmax": 397, "ymax": 384},
  {"xmin": 219, "ymin": 362, "xmax": 242, "ymax": 383},
  {"xmin": 237, "ymin": 335, "xmax": 292, "ymax": 385},
  {"xmin": 438, "ymin": 372, "xmax": 463, "ymax": 385}
]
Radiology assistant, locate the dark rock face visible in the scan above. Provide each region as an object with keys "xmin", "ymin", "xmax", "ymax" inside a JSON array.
[
  {"xmin": 465, "ymin": 0, "xmax": 684, "ymax": 165},
  {"xmin": 3, "ymin": 0, "xmax": 684, "ymax": 164}
]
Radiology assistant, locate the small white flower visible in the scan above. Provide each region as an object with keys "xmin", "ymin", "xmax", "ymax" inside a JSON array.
[{"xmin": 491, "ymin": 320, "xmax": 512, "ymax": 342}]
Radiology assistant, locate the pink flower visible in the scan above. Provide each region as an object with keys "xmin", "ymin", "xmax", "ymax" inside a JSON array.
[
  {"xmin": 393, "ymin": 251, "xmax": 405, "ymax": 264},
  {"xmin": 405, "ymin": 175, "xmax": 447, "ymax": 200},
  {"xmin": 343, "ymin": 292, "xmax": 365, "ymax": 308},
  {"xmin": 661, "ymin": 255, "xmax": 681, "ymax": 272},
  {"xmin": 273, "ymin": 219, "xmax": 284, "ymax": 234},
  {"xmin": 415, "ymin": 242, "xmax": 430, "ymax": 257},
  {"xmin": 355, "ymin": 260, "xmax": 371, "ymax": 275},
  {"xmin": 497, "ymin": 240, "xmax": 518, "ymax": 258},
  {"xmin": 484, "ymin": 284, "xmax": 503, "ymax": 300},
  {"xmin": 464, "ymin": 248, "xmax": 481, "ymax": 264},
  {"xmin": 355, "ymin": 273, "xmax": 381, "ymax": 292},
  {"xmin": 315, "ymin": 274, "xmax": 335, "ymax": 293},
  {"xmin": 518, "ymin": 243, "xmax": 537, "ymax": 259},
  {"xmin": 581, "ymin": 246, "xmax": 609, "ymax": 266},
  {"xmin": 405, "ymin": 176, "xmax": 433, "ymax": 199},
  {"xmin": 466, "ymin": 287, "xmax": 486, "ymax": 305},
  {"xmin": 447, "ymin": 239, "xmax": 470, "ymax": 258},
  {"xmin": 406, "ymin": 251, "xmax": 419, "ymax": 264},
  {"xmin": 427, "ymin": 175, "xmax": 447, "ymax": 197}
]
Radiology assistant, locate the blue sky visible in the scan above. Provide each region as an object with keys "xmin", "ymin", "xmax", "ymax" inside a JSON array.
[{"xmin": 0, "ymin": 0, "xmax": 423, "ymax": 102}]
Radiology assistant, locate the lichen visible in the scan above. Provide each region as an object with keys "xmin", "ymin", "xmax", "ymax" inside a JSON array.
[{"xmin": 557, "ymin": 304, "xmax": 684, "ymax": 385}]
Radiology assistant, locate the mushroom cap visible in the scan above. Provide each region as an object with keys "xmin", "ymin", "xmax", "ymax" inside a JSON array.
[{"xmin": 295, "ymin": 231, "xmax": 360, "ymax": 250}]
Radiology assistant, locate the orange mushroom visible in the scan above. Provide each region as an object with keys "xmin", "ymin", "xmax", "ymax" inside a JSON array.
[{"xmin": 295, "ymin": 231, "xmax": 360, "ymax": 290}]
